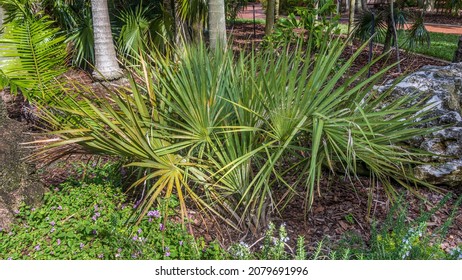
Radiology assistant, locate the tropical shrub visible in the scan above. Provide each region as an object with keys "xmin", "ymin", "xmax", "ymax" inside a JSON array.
[
  {"xmin": 226, "ymin": 0, "xmax": 248, "ymax": 22},
  {"xmin": 264, "ymin": 0, "xmax": 340, "ymax": 48},
  {"xmin": 353, "ymin": 6, "xmax": 431, "ymax": 52},
  {"xmin": 32, "ymin": 33, "xmax": 439, "ymax": 235}
]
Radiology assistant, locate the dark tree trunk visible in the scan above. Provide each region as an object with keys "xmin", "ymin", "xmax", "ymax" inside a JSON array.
[
  {"xmin": 265, "ymin": 0, "xmax": 275, "ymax": 35},
  {"xmin": 454, "ymin": 36, "xmax": 462, "ymax": 63}
]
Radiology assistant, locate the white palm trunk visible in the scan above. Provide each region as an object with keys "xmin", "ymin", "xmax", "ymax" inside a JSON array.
[
  {"xmin": 208, "ymin": 0, "xmax": 226, "ymax": 49},
  {"xmin": 0, "ymin": 6, "xmax": 4, "ymax": 26},
  {"xmin": 91, "ymin": 0, "xmax": 122, "ymax": 80}
]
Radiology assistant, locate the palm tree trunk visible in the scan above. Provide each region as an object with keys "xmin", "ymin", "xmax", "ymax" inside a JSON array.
[
  {"xmin": 208, "ymin": 0, "xmax": 227, "ymax": 49},
  {"xmin": 91, "ymin": 0, "xmax": 122, "ymax": 80},
  {"xmin": 454, "ymin": 35, "xmax": 462, "ymax": 62},
  {"xmin": 347, "ymin": 0, "xmax": 356, "ymax": 36},
  {"xmin": 275, "ymin": 0, "xmax": 280, "ymax": 19},
  {"xmin": 390, "ymin": 0, "xmax": 401, "ymax": 72},
  {"xmin": 265, "ymin": 0, "xmax": 275, "ymax": 35},
  {"xmin": 0, "ymin": 6, "xmax": 4, "ymax": 26}
]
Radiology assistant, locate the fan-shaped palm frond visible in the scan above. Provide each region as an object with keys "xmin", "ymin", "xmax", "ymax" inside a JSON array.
[
  {"xmin": 117, "ymin": 3, "xmax": 152, "ymax": 57},
  {"xmin": 407, "ymin": 14, "xmax": 430, "ymax": 48}
]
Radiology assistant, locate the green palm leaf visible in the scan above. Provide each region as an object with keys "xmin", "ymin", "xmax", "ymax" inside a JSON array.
[{"xmin": 0, "ymin": 16, "xmax": 66, "ymax": 101}]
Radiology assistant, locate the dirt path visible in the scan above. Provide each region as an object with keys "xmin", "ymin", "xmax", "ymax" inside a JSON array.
[{"xmin": 238, "ymin": 3, "xmax": 462, "ymax": 35}]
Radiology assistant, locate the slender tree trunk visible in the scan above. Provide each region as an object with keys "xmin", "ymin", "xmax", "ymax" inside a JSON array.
[
  {"xmin": 208, "ymin": 0, "xmax": 227, "ymax": 49},
  {"xmin": 354, "ymin": 0, "xmax": 361, "ymax": 12},
  {"xmin": 390, "ymin": 0, "xmax": 401, "ymax": 72},
  {"xmin": 275, "ymin": 0, "xmax": 280, "ymax": 19},
  {"xmin": 361, "ymin": 0, "xmax": 367, "ymax": 11},
  {"xmin": 0, "ymin": 6, "xmax": 4, "ymax": 26},
  {"xmin": 164, "ymin": 0, "xmax": 188, "ymax": 48},
  {"xmin": 383, "ymin": 24, "xmax": 393, "ymax": 52},
  {"xmin": 90, "ymin": 0, "xmax": 122, "ymax": 80},
  {"xmin": 454, "ymin": 35, "xmax": 462, "ymax": 62},
  {"xmin": 265, "ymin": 0, "xmax": 275, "ymax": 35},
  {"xmin": 347, "ymin": 0, "xmax": 356, "ymax": 36}
]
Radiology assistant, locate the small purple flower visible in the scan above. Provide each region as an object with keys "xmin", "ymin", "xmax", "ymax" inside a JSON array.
[
  {"xmin": 132, "ymin": 234, "xmax": 138, "ymax": 241},
  {"xmin": 31, "ymin": 208, "xmax": 36, "ymax": 212},
  {"xmin": 179, "ymin": 240, "xmax": 184, "ymax": 246},
  {"xmin": 92, "ymin": 230, "xmax": 97, "ymax": 235},
  {"xmin": 92, "ymin": 213, "xmax": 100, "ymax": 221},
  {"xmin": 54, "ymin": 187, "xmax": 59, "ymax": 192},
  {"xmin": 13, "ymin": 210, "xmax": 20, "ymax": 215},
  {"xmin": 137, "ymin": 228, "xmax": 142, "ymax": 234},
  {"xmin": 98, "ymin": 253, "xmax": 104, "ymax": 259},
  {"xmin": 57, "ymin": 239, "xmax": 61, "ymax": 246},
  {"xmin": 50, "ymin": 221, "xmax": 56, "ymax": 226},
  {"xmin": 34, "ymin": 245, "xmax": 40, "ymax": 251},
  {"xmin": 117, "ymin": 248, "xmax": 122, "ymax": 253},
  {"xmin": 94, "ymin": 205, "xmax": 99, "ymax": 211},
  {"xmin": 50, "ymin": 227, "xmax": 55, "ymax": 233},
  {"xmin": 159, "ymin": 223, "xmax": 165, "ymax": 231},
  {"xmin": 148, "ymin": 217, "xmax": 153, "ymax": 223},
  {"xmin": 147, "ymin": 210, "xmax": 160, "ymax": 218},
  {"xmin": 7, "ymin": 257, "xmax": 12, "ymax": 260},
  {"xmin": 133, "ymin": 200, "xmax": 140, "ymax": 209},
  {"xmin": 164, "ymin": 247, "xmax": 170, "ymax": 257},
  {"xmin": 57, "ymin": 205, "xmax": 62, "ymax": 211},
  {"xmin": 80, "ymin": 243, "xmax": 85, "ymax": 249}
]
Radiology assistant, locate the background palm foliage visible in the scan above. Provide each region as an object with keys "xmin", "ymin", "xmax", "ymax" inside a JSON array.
[
  {"xmin": 33, "ymin": 34, "xmax": 438, "ymax": 234},
  {"xmin": 0, "ymin": 1, "xmax": 67, "ymax": 102},
  {"xmin": 353, "ymin": 6, "xmax": 430, "ymax": 52},
  {"xmin": 0, "ymin": 0, "xmax": 208, "ymax": 68}
]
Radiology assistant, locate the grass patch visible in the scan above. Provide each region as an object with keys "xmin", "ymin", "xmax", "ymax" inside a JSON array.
[
  {"xmin": 400, "ymin": 32, "xmax": 458, "ymax": 61},
  {"xmin": 230, "ymin": 18, "xmax": 266, "ymax": 25}
]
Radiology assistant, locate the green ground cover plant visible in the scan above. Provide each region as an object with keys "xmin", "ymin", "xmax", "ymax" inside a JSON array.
[{"xmin": 0, "ymin": 162, "xmax": 226, "ymax": 260}]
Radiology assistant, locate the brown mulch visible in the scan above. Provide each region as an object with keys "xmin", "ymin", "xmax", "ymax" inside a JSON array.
[
  {"xmin": 423, "ymin": 14, "xmax": 462, "ymax": 26},
  {"xmin": 5, "ymin": 23, "xmax": 460, "ymax": 257}
]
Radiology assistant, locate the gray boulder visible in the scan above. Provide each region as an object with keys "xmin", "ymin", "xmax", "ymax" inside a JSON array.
[
  {"xmin": 0, "ymin": 93, "xmax": 46, "ymax": 229},
  {"xmin": 376, "ymin": 63, "xmax": 462, "ymax": 186}
]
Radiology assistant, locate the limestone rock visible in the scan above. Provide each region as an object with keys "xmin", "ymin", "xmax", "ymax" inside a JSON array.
[
  {"xmin": 0, "ymin": 93, "xmax": 46, "ymax": 229},
  {"xmin": 376, "ymin": 63, "xmax": 462, "ymax": 186}
]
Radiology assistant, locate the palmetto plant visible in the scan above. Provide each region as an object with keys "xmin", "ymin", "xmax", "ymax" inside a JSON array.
[
  {"xmin": 353, "ymin": 7, "xmax": 430, "ymax": 52},
  {"xmin": 34, "ymin": 37, "xmax": 437, "ymax": 234}
]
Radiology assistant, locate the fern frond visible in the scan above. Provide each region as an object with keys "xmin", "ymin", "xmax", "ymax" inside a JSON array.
[{"xmin": 0, "ymin": 16, "xmax": 67, "ymax": 102}]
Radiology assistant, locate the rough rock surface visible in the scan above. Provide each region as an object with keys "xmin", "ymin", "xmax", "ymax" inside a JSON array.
[
  {"xmin": 0, "ymin": 93, "xmax": 46, "ymax": 229},
  {"xmin": 377, "ymin": 63, "xmax": 462, "ymax": 186}
]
